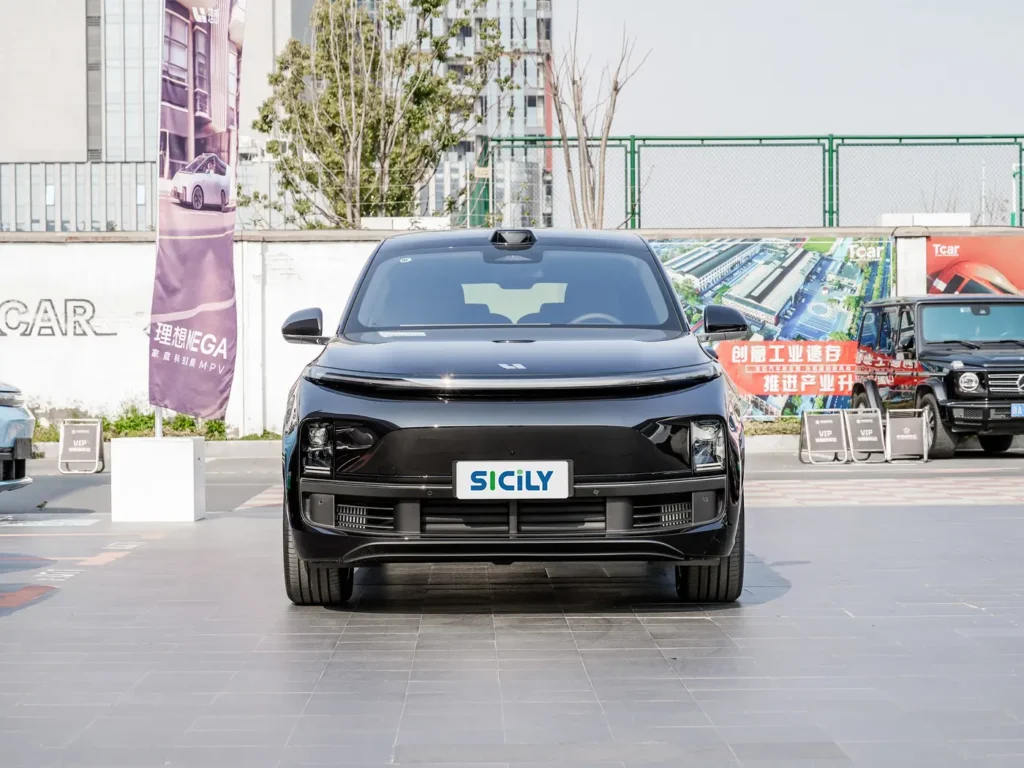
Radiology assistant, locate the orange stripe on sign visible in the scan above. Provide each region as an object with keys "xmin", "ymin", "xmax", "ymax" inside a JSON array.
[{"xmin": 0, "ymin": 585, "xmax": 56, "ymax": 608}]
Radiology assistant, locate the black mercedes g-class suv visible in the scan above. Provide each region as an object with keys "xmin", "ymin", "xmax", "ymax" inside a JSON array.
[{"xmin": 852, "ymin": 295, "xmax": 1024, "ymax": 458}]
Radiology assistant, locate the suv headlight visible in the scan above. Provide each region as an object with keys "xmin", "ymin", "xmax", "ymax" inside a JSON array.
[
  {"xmin": 302, "ymin": 420, "xmax": 333, "ymax": 475},
  {"xmin": 691, "ymin": 420, "xmax": 725, "ymax": 472},
  {"xmin": 958, "ymin": 372, "xmax": 980, "ymax": 392}
]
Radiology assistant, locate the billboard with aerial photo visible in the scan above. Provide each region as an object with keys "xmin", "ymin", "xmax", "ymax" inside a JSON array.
[
  {"xmin": 648, "ymin": 236, "xmax": 892, "ymax": 416},
  {"xmin": 149, "ymin": 0, "xmax": 246, "ymax": 419},
  {"xmin": 926, "ymin": 236, "xmax": 1024, "ymax": 295}
]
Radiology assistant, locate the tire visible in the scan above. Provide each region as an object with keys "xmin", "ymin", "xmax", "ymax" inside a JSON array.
[
  {"xmin": 979, "ymin": 435, "xmax": 1014, "ymax": 454},
  {"xmin": 220, "ymin": 189, "xmax": 228, "ymax": 212},
  {"xmin": 852, "ymin": 391, "xmax": 872, "ymax": 410},
  {"xmin": 191, "ymin": 186, "xmax": 204, "ymax": 210},
  {"xmin": 920, "ymin": 392, "xmax": 957, "ymax": 459},
  {"xmin": 675, "ymin": 501, "xmax": 744, "ymax": 603},
  {"xmin": 282, "ymin": 512, "xmax": 354, "ymax": 606}
]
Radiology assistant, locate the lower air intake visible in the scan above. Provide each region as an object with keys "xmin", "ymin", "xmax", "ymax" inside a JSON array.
[
  {"xmin": 633, "ymin": 498, "xmax": 694, "ymax": 531},
  {"xmin": 335, "ymin": 502, "xmax": 395, "ymax": 533}
]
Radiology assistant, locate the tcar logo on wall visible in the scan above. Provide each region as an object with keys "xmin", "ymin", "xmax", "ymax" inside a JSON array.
[{"xmin": 0, "ymin": 299, "xmax": 115, "ymax": 337}]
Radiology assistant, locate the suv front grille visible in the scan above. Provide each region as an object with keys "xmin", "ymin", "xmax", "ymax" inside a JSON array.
[
  {"xmin": 421, "ymin": 501, "xmax": 509, "ymax": 535},
  {"xmin": 988, "ymin": 372, "xmax": 1024, "ymax": 396},
  {"xmin": 311, "ymin": 491, "xmax": 720, "ymax": 536},
  {"xmin": 518, "ymin": 500, "xmax": 605, "ymax": 535}
]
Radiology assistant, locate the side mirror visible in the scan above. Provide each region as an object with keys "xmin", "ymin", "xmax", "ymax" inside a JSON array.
[
  {"xmin": 282, "ymin": 307, "xmax": 327, "ymax": 345},
  {"xmin": 697, "ymin": 305, "xmax": 749, "ymax": 342},
  {"xmin": 899, "ymin": 335, "xmax": 915, "ymax": 351}
]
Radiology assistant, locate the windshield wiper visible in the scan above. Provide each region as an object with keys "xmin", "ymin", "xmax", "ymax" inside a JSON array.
[
  {"xmin": 986, "ymin": 339, "xmax": 1024, "ymax": 348},
  {"xmin": 939, "ymin": 339, "xmax": 981, "ymax": 349}
]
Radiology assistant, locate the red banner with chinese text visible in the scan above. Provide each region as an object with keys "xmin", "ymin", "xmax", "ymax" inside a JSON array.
[{"xmin": 718, "ymin": 340, "xmax": 859, "ymax": 397}]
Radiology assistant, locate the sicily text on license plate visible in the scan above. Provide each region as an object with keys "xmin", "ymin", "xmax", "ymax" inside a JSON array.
[
  {"xmin": 1012, "ymin": 403, "xmax": 1024, "ymax": 418},
  {"xmin": 455, "ymin": 461, "xmax": 571, "ymax": 500}
]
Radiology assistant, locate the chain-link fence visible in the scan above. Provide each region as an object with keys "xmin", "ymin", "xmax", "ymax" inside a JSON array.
[
  {"xmin": 481, "ymin": 135, "xmax": 1024, "ymax": 230},
  {"xmin": 834, "ymin": 138, "xmax": 1023, "ymax": 226}
]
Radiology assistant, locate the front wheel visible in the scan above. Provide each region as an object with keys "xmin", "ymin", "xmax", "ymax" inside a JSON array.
[
  {"xmin": 282, "ymin": 512, "xmax": 353, "ymax": 606},
  {"xmin": 979, "ymin": 435, "xmax": 1014, "ymax": 454},
  {"xmin": 675, "ymin": 502, "xmax": 744, "ymax": 603},
  {"xmin": 191, "ymin": 186, "xmax": 205, "ymax": 210},
  {"xmin": 920, "ymin": 392, "xmax": 957, "ymax": 459},
  {"xmin": 220, "ymin": 189, "xmax": 228, "ymax": 212}
]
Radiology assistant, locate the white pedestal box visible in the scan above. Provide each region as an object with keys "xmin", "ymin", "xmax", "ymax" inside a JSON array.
[{"xmin": 110, "ymin": 437, "xmax": 206, "ymax": 522}]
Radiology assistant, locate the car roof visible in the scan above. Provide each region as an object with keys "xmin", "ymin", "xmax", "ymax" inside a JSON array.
[
  {"xmin": 865, "ymin": 294, "xmax": 1024, "ymax": 308},
  {"xmin": 376, "ymin": 228, "xmax": 646, "ymax": 253}
]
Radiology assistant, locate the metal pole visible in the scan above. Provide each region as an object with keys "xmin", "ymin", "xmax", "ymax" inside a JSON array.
[
  {"xmin": 628, "ymin": 135, "xmax": 637, "ymax": 229},
  {"xmin": 826, "ymin": 134, "xmax": 835, "ymax": 227},
  {"xmin": 155, "ymin": 406, "xmax": 163, "ymax": 439},
  {"xmin": 1011, "ymin": 150, "xmax": 1019, "ymax": 227}
]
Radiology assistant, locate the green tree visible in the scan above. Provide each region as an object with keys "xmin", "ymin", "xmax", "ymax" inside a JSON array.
[{"xmin": 249, "ymin": 0, "xmax": 513, "ymax": 228}]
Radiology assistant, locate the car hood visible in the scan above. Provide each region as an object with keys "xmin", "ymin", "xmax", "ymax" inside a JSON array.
[
  {"xmin": 309, "ymin": 331, "xmax": 717, "ymax": 391},
  {"xmin": 0, "ymin": 382, "xmax": 19, "ymax": 394},
  {"xmin": 920, "ymin": 347, "xmax": 1024, "ymax": 370}
]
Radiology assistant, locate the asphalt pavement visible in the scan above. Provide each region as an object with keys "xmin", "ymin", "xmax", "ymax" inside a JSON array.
[{"xmin": 2, "ymin": 448, "xmax": 1024, "ymax": 767}]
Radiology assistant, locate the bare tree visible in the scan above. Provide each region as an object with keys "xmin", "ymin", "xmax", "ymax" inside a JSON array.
[
  {"xmin": 249, "ymin": 0, "xmax": 513, "ymax": 229},
  {"xmin": 546, "ymin": 2, "xmax": 649, "ymax": 229}
]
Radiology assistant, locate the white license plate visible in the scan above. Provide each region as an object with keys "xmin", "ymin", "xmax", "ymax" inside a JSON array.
[
  {"xmin": 454, "ymin": 461, "xmax": 571, "ymax": 500},
  {"xmin": 1012, "ymin": 403, "xmax": 1024, "ymax": 418}
]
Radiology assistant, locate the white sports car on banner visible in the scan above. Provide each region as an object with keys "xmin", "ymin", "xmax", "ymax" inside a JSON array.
[
  {"xmin": 171, "ymin": 153, "xmax": 232, "ymax": 212},
  {"xmin": 0, "ymin": 382, "xmax": 34, "ymax": 492}
]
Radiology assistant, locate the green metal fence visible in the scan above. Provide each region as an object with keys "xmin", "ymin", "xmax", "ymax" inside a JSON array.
[{"xmin": 476, "ymin": 134, "xmax": 1024, "ymax": 230}]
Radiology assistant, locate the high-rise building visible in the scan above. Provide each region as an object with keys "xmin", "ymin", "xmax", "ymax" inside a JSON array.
[
  {"xmin": 0, "ymin": 0, "xmax": 550, "ymax": 231},
  {"xmin": 237, "ymin": 0, "xmax": 554, "ymax": 227}
]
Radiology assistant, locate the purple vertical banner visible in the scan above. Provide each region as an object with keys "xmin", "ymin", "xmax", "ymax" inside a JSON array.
[{"xmin": 149, "ymin": 0, "xmax": 246, "ymax": 419}]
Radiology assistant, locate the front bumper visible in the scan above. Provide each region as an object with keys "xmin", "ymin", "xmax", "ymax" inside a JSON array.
[
  {"xmin": 288, "ymin": 474, "xmax": 739, "ymax": 567},
  {"xmin": 0, "ymin": 437, "xmax": 33, "ymax": 493},
  {"xmin": 944, "ymin": 400, "xmax": 1024, "ymax": 434}
]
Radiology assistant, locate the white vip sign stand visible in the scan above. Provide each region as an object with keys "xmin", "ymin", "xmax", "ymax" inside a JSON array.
[{"xmin": 110, "ymin": 436, "xmax": 206, "ymax": 522}]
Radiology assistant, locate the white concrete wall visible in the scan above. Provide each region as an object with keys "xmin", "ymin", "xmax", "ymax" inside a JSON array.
[{"xmin": 0, "ymin": 236, "xmax": 379, "ymax": 434}]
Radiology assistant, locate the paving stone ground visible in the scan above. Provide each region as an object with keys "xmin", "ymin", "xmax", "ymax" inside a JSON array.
[{"xmin": 1, "ymin": 454, "xmax": 1024, "ymax": 767}]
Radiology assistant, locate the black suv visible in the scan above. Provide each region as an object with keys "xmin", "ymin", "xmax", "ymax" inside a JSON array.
[{"xmin": 852, "ymin": 296, "xmax": 1024, "ymax": 458}]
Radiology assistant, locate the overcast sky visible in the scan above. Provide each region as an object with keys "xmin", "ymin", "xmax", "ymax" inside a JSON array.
[{"xmin": 554, "ymin": 0, "xmax": 1024, "ymax": 136}]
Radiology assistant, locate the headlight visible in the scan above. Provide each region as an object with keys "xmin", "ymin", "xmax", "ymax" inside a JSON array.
[
  {"xmin": 302, "ymin": 420, "xmax": 333, "ymax": 475},
  {"xmin": 691, "ymin": 420, "xmax": 725, "ymax": 472},
  {"xmin": 0, "ymin": 391, "xmax": 24, "ymax": 408},
  {"xmin": 282, "ymin": 382, "xmax": 299, "ymax": 434},
  {"xmin": 958, "ymin": 372, "xmax": 980, "ymax": 392}
]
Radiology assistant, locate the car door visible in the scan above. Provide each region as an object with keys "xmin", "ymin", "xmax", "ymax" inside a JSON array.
[
  {"xmin": 875, "ymin": 307, "xmax": 899, "ymax": 408},
  {"xmin": 888, "ymin": 306, "xmax": 918, "ymax": 410}
]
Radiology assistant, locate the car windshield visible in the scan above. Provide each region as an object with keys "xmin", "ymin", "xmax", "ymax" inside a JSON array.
[
  {"xmin": 921, "ymin": 302, "xmax": 1024, "ymax": 343},
  {"xmin": 181, "ymin": 155, "xmax": 209, "ymax": 173},
  {"xmin": 345, "ymin": 244, "xmax": 680, "ymax": 332}
]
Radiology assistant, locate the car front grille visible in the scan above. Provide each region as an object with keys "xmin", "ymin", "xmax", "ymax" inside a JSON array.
[
  {"xmin": 518, "ymin": 500, "xmax": 606, "ymax": 535},
  {"xmin": 310, "ymin": 492, "xmax": 720, "ymax": 538},
  {"xmin": 421, "ymin": 501, "xmax": 510, "ymax": 536},
  {"xmin": 988, "ymin": 372, "xmax": 1024, "ymax": 396}
]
